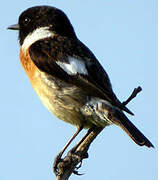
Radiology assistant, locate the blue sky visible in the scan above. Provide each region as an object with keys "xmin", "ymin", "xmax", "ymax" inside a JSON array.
[{"xmin": 1, "ymin": 0, "xmax": 158, "ymax": 179}]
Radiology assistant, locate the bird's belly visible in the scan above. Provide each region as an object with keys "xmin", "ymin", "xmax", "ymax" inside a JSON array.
[{"xmin": 30, "ymin": 71, "xmax": 93, "ymax": 128}]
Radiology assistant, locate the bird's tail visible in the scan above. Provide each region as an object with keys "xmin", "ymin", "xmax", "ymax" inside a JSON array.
[{"xmin": 113, "ymin": 109, "xmax": 154, "ymax": 148}]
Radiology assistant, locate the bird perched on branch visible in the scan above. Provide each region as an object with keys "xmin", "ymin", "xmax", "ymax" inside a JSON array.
[{"xmin": 8, "ymin": 5, "xmax": 154, "ymax": 167}]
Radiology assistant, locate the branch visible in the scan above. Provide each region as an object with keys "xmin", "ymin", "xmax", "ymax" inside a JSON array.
[
  {"xmin": 55, "ymin": 86, "xmax": 142, "ymax": 180},
  {"xmin": 122, "ymin": 86, "xmax": 142, "ymax": 106}
]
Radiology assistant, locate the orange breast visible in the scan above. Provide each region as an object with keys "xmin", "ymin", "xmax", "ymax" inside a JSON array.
[
  {"xmin": 19, "ymin": 48, "xmax": 49, "ymax": 104},
  {"xmin": 20, "ymin": 48, "xmax": 38, "ymax": 84},
  {"xmin": 19, "ymin": 48, "xmax": 50, "ymax": 101}
]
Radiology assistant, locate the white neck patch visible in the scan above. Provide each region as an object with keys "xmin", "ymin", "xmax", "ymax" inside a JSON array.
[{"xmin": 22, "ymin": 26, "xmax": 54, "ymax": 52}]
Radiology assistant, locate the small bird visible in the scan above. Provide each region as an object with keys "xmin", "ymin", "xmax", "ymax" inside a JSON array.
[{"xmin": 8, "ymin": 5, "xmax": 154, "ymax": 163}]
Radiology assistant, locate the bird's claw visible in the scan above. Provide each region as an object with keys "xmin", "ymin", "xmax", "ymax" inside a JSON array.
[
  {"xmin": 73, "ymin": 169, "xmax": 84, "ymax": 175},
  {"xmin": 73, "ymin": 159, "xmax": 84, "ymax": 175},
  {"xmin": 53, "ymin": 153, "xmax": 63, "ymax": 175},
  {"xmin": 75, "ymin": 160, "xmax": 83, "ymax": 170}
]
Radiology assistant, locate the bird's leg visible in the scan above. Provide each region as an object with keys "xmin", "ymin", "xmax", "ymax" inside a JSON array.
[
  {"xmin": 53, "ymin": 126, "xmax": 83, "ymax": 174},
  {"xmin": 68, "ymin": 128, "xmax": 93, "ymax": 155},
  {"xmin": 68, "ymin": 126, "xmax": 103, "ymax": 174}
]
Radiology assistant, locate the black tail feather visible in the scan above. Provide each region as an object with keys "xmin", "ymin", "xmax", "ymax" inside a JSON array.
[{"xmin": 114, "ymin": 110, "xmax": 154, "ymax": 148}]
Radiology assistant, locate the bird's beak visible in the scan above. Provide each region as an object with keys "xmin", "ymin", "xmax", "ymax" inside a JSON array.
[{"xmin": 7, "ymin": 24, "xmax": 19, "ymax": 30}]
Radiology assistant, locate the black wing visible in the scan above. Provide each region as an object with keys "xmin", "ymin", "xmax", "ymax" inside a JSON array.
[{"xmin": 29, "ymin": 37, "xmax": 133, "ymax": 115}]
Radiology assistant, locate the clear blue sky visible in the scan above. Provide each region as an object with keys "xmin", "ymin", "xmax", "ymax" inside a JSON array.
[{"xmin": 1, "ymin": 0, "xmax": 158, "ymax": 179}]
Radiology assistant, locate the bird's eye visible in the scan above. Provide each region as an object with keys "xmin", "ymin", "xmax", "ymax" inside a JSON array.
[{"xmin": 23, "ymin": 17, "xmax": 31, "ymax": 26}]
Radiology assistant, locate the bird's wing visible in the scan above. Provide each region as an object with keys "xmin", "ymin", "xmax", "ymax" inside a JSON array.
[{"xmin": 29, "ymin": 38, "xmax": 133, "ymax": 115}]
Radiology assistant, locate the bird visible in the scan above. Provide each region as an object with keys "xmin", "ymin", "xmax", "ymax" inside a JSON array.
[{"xmin": 8, "ymin": 5, "xmax": 154, "ymax": 170}]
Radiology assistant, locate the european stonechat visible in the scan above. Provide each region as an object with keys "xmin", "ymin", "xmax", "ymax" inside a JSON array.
[{"xmin": 8, "ymin": 6, "xmax": 154, "ymax": 161}]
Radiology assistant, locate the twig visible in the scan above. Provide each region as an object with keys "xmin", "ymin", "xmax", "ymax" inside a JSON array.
[{"xmin": 122, "ymin": 86, "xmax": 142, "ymax": 106}]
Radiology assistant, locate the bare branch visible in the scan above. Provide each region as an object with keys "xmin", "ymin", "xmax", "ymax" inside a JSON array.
[{"xmin": 122, "ymin": 86, "xmax": 142, "ymax": 106}]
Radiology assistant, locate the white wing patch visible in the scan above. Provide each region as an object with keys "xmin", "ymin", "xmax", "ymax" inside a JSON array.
[
  {"xmin": 22, "ymin": 26, "xmax": 54, "ymax": 52},
  {"xmin": 56, "ymin": 57, "xmax": 88, "ymax": 75}
]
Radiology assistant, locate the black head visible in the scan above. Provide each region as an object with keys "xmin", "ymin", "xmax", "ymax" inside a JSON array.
[{"xmin": 8, "ymin": 6, "xmax": 76, "ymax": 45}]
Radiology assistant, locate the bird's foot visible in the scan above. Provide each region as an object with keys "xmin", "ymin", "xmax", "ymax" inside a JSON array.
[
  {"xmin": 53, "ymin": 152, "xmax": 63, "ymax": 176},
  {"xmin": 67, "ymin": 148, "xmax": 88, "ymax": 175}
]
